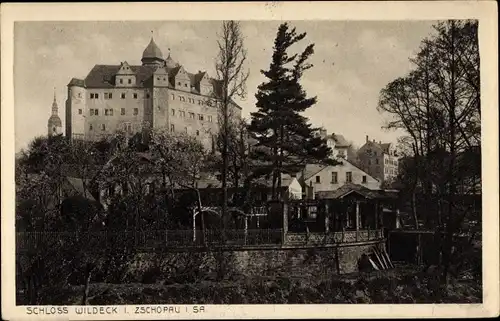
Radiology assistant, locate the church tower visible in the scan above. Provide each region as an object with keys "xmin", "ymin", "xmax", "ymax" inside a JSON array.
[{"xmin": 47, "ymin": 90, "xmax": 62, "ymax": 136}]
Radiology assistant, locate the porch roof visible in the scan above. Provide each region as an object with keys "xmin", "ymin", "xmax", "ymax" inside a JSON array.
[{"xmin": 316, "ymin": 183, "xmax": 398, "ymax": 200}]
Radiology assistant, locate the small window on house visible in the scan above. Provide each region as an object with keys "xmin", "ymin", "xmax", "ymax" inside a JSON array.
[
  {"xmin": 90, "ymin": 93, "xmax": 95, "ymax": 99},
  {"xmin": 109, "ymin": 109, "xmax": 113, "ymax": 116},
  {"xmin": 189, "ymin": 112, "xmax": 195, "ymax": 119},
  {"xmin": 346, "ymin": 172, "xmax": 352, "ymax": 183},
  {"xmin": 163, "ymin": 78, "xmax": 166, "ymax": 81},
  {"xmin": 180, "ymin": 96, "xmax": 185, "ymax": 102},
  {"xmin": 376, "ymin": 158, "xmax": 379, "ymax": 164},
  {"xmin": 121, "ymin": 93, "xmax": 126, "ymax": 99},
  {"xmin": 94, "ymin": 109, "xmax": 99, "ymax": 116},
  {"xmin": 105, "ymin": 109, "xmax": 109, "ymax": 116},
  {"xmin": 78, "ymin": 109, "xmax": 82, "ymax": 115},
  {"xmin": 171, "ymin": 94, "xmax": 175, "ymax": 100},
  {"xmin": 101, "ymin": 124, "xmax": 106, "ymax": 131},
  {"xmin": 362, "ymin": 175, "xmax": 367, "ymax": 183},
  {"xmin": 198, "ymin": 114, "xmax": 204, "ymax": 121},
  {"xmin": 184, "ymin": 127, "xmax": 188, "ymax": 133},
  {"xmin": 196, "ymin": 130, "xmax": 200, "ymax": 136},
  {"xmin": 89, "ymin": 124, "xmax": 93, "ymax": 131},
  {"xmin": 172, "ymin": 109, "xmax": 175, "ymax": 116},
  {"xmin": 178, "ymin": 82, "xmax": 181, "ymax": 86},
  {"xmin": 315, "ymin": 176, "xmax": 321, "ymax": 183},
  {"xmin": 95, "ymin": 93, "xmax": 99, "ymax": 99},
  {"xmin": 78, "ymin": 93, "xmax": 82, "ymax": 98},
  {"xmin": 133, "ymin": 108, "xmax": 138, "ymax": 115},
  {"xmin": 128, "ymin": 79, "xmax": 132, "ymax": 84},
  {"xmin": 121, "ymin": 108, "xmax": 125, "ymax": 115},
  {"xmin": 184, "ymin": 83, "xmax": 188, "ymax": 87},
  {"xmin": 170, "ymin": 124, "xmax": 175, "ymax": 132},
  {"xmin": 120, "ymin": 79, "xmax": 123, "ymax": 84},
  {"xmin": 331, "ymin": 172, "xmax": 338, "ymax": 184},
  {"xmin": 90, "ymin": 109, "xmax": 94, "ymax": 116},
  {"xmin": 146, "ymin": 93, "xmax": 150, "ymax": 99},
  {"xmin": 208, "ymin": 115, "xmax": 212, "ymax": 122},
  {"xmin": 157, "ymin": 77, "xmax": 160, "ymax": 80},
  {"xmin": 133, "ymin": 93, "xmax": 138, "ymax": 99}
]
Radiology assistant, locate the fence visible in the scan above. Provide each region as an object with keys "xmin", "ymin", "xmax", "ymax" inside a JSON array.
[
  {"xmin": 17, "ymin": 228, "xmax": 385, "ymax": 252},
  {"xmin": 285, "ymin": 229, "xmax": 384, "ymax": 245},
  {"xmin": 16, "ymin": 229, "xmax": 283, "ymax": 251}
]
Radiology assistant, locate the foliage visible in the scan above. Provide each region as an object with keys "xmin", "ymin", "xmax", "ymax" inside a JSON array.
[
  {"xmin": 377, "ymin": 20, "xmax": 480, "ymax": 283},
  {"xmin": 248, "ymin": 22, "xmax": 334, "ymax": 199}
]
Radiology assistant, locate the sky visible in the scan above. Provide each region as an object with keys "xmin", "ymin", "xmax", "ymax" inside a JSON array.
[{"xmin": 14, "ymin": 20, "xmax": 437, "ymax": 152}]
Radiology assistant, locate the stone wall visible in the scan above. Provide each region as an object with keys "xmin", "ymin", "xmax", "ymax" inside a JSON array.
[{"xmin": 122, "ymin": 240, "xmax": 386, "ymax": 283}]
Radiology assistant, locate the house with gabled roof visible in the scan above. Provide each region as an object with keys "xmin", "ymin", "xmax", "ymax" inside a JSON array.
[
  {"xmin": 296, "ymin": 158, "xmax": 381, "ymax": 199},
  {"xmin": 357, "ymin": 135, "xmax": 399, "ymax": 182}
]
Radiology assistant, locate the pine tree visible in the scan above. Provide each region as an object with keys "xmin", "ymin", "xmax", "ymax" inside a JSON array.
[{"xmin": 248, "ymin": 22, "xmax": 334, "ymax": 199}]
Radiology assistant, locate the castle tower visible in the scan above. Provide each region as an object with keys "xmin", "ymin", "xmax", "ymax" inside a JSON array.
[
  {"xmin": 141, "ymin": 34, "xmax": 165, "ymax": 67},
  {"xmin": 47, "ymin": 90, "xmax": 62, "ymax": 136}
]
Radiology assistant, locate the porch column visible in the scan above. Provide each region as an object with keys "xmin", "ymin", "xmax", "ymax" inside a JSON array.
[
  {"xmin": 355, "ymin": 200, "xmax": 360, "ymax": 241},
  {"xmin": 282, "ymin": 202, "xmax": 288, "ymax": 244},
  {"xmin": 324, "ymin": 201, "xmax": 330, "ymax": 233},
  {"xmin": 244, "ymin": 215, "xmax": 248, "ymax": 245},
  {"xmin": 374, "ymin": 201, "xmax": 379, "ymax": 229},
  {"xmin": 193, "ymin": 208, "xmax": 196, "ymax": 242}
]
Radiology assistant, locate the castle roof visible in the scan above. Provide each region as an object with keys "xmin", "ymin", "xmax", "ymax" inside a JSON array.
[{"xmin": 142, "ymin": 37, "xmax": 163, "ymax": 60}]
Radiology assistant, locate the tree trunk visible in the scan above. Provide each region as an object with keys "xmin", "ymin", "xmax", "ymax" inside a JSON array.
[{"xmin": 82, "ymin": 265, "xmax": 93, "ymax": 305}]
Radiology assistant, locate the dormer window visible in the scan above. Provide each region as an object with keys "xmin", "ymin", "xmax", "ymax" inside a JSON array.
[{"xmin": 120, "ymin": 79, "xmax": 123, "ymax": 84}]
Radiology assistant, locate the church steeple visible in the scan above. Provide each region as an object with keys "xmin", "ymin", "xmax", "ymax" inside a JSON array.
[{"xmin": 48, "ymin": 88, "xmax": 62, "ymax": 136}]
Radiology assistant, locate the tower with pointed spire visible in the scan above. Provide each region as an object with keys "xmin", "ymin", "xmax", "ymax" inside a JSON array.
[
  {"xmin": 141, "ymin": 33, "xmax": 164, "ymax": 67},
  {"xmin": 48, "ymin": 89, "xmax": 62, "ymax": 136}
]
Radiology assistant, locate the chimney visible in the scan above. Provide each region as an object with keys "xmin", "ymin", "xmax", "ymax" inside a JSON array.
[
  {"xmin": 366, "ymin": 135, "xmax": 369, "ymax": 143},
  {"xmin": 379, "ymin": 140, "xmax": 381, "ymax": 144}
]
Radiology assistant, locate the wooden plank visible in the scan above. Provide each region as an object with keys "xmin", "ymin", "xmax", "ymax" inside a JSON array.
[{"xmin": 369, "ymin": 257, "xmax": 380, "ymax": 271}]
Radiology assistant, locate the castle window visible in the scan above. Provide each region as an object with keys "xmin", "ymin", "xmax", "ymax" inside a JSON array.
[
  {"xmin": 121, "ymin": 93, "xmax": 126, "ymax": 99},
  {"xmin": 128, "ymin": 79, "xmax": 132, "ymax": 84},
  {"xmin": 121, "ymin": 108, "xmax": 125, "ymax": 115},
  {"xmin": 170, "ymin": 124, "xmax": 175, "ymax": 132},
  {"xmin": 102, "ymin": 124, "xmax": 106, "ymax": 131},
  {"xmin": 133, "ymin": 93, "xmax": 138, "ymax": 99},
  {"xmin": 331, "ymin": 172, "xmax": 338, "ymax": 184},
  {"xmin": 196, "ymin": 130, "xmax": 200, "ymax": 136},
  {"xmin": 189, "ymin": 112, "xmax": 195, "ymax": 119},
  {"xmin": 120, "ymin": 79, "xmax": 123, "ymax": 84},
  {"xmin": 78, "ymin": 109, "xmax": 82, "ymax": 115},
  {"xmin": 362, "ymin": 175, "xmax": 367, "ymax": 183},
  {"xmin": 346, "ymin": 172, "xmax": 352, "ymax": 183},
  {"xmin": 208, "ymin": 115, "xmax": 213, "ymax": 122},
  {"xmin": 171, "ymin": 109, "xmax": 175, "ymax": 116},
  {"xmin": 133, "ymin": 108, "xmax": 138, "ymax": 115},
  {"xmin": 89, "ymin": 124, "xmax": 93, "ymax": 131}
]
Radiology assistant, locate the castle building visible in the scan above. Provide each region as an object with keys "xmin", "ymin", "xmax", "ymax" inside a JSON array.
[
  {"xmin": 47, "ymin": 91, "xmax": 62, "ymax": 136},
  {"xmin": 64, "ymin": 36, "xmax": 241, "ymax": 150},
  {"xmin": 356, "ymin": 135, "xmax": 399, "ymax": 183}
]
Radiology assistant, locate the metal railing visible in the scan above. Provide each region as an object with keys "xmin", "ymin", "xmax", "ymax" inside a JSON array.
[{"xmin": 16, "ymin": 229, "xmax": 283, "ymax": 251}]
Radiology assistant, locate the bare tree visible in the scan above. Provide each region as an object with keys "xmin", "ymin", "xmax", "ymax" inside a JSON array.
[{"xmin": 214, "ymin": 20, "xmax": 250, "ymax": 235}]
